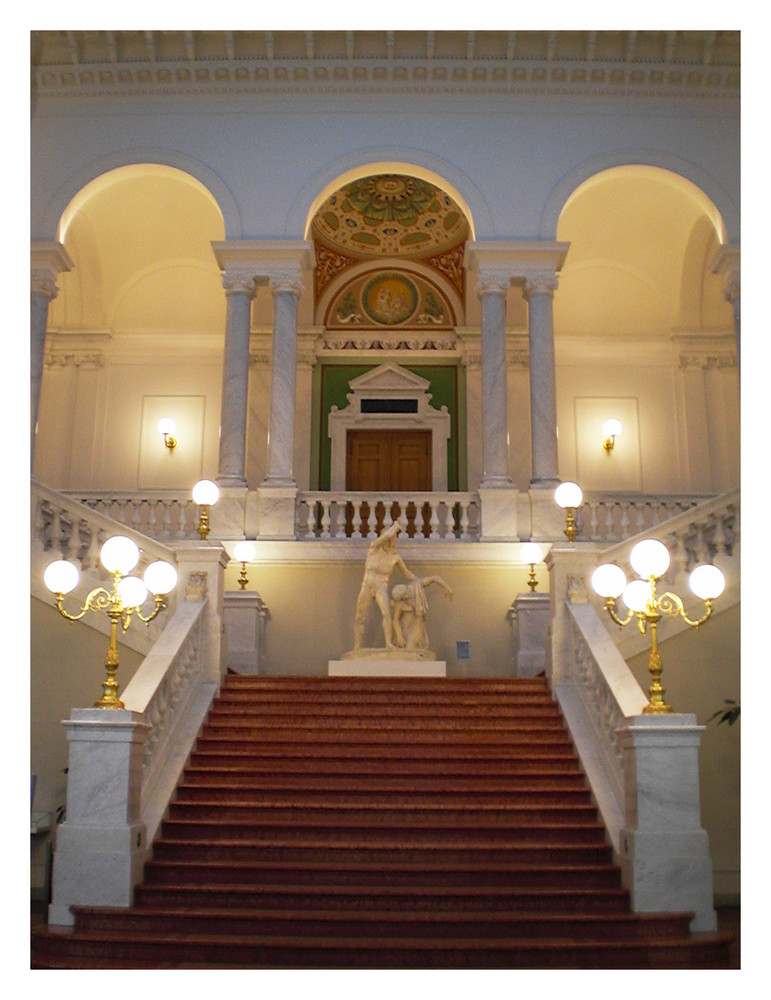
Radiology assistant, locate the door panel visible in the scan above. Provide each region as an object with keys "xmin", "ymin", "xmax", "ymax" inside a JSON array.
[{"xmin": 346, "ymin": 430, "xmax": 432, "ymax": 536}]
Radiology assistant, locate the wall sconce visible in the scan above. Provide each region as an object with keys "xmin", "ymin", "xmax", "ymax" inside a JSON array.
[
  {"xmin": 554, "ymin": 481, "xmax": 583, "ymax": 542},
  {"xmin": 44, "ymin": 535, "xmax": 177, "ymax": 709},
  {"xmin": 192, "ymin": 479, "xmax": 219, "ymax": 539},
  {"xmin": 520, "ymin": 542, "xmax": 544, "ymax": 592},
  {"xmin": 602, "ymin": 418, "xmax": 622, "ymax": 453},
  {"xmin": 158, "ymin": 417, "xmax": 178, "ymax": 451},
  {"xmin": 591, "ymin": 538, "xmax": 725, "ymax": 714},
  {"xmin": 233, "ymin": 541, "xmax": 257, "ymax": 590}
]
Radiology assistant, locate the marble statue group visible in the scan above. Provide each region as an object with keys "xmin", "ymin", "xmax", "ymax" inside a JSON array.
[{"xmin": 352, "ymin": 521, "xmax": 452, "ymax": 657}]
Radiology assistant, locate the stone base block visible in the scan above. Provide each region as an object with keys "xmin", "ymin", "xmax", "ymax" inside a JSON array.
[{"xmin": 329, "ymin": 658, "xmax": 447, "ymax": 677}]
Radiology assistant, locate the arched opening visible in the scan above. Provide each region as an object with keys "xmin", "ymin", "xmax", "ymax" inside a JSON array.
[{"xmin": 304, "ymin": 169, "xmax": 473, "ymax": 498}]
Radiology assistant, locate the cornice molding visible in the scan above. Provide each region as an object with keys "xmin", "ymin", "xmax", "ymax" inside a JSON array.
[{"xmin": 31, "ymin": 32, "xmax": 740, "ymax": 104}]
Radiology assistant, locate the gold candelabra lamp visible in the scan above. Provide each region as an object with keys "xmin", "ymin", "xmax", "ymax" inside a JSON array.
[
  {"xmin": 520, "ymin": 542, "xmax": 544, "ymax": 592},
  {"xmin": 591, "ymin": 538, "xmax": 725, "ymax": 714},
  {"xmin": 233, "ymin": 541, "xmax": 257, "ymax": 590},
  {"xmin": 192, "ymin": 479, "xmax": 219, "ymax": 539},
  {"xmin": 44, "ymin": 535, "xmax": 177, "ymax": 709},
  {"xmin": 555, "ymin": 481, "xmax": 583, "ymax": 543}
]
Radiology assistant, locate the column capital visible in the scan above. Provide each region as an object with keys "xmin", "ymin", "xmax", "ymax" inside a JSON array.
[
  {"xmin": 465, "ymin": 240, "xmax": 569, "ymax": 283},
  {"xmin": 522, "ymin": 273, "xmax": 560, "ymax": 299},
  {"xmin": 31, "ymin": 241, "xmax": 74, "ymax": 298},
  {"xmin": 269, "ymin": 272, "xmax": 304, "ymax": 297},
  {"xmin": 212, "ymin": 239, "xmax": 315, "ymax": 285},
  {"xmin": 710, "ymin": 242, "xmax": 740, "ymax": 302}
]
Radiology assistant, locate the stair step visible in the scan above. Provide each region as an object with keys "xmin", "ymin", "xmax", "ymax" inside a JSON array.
[
  {"xmin": 72, "ymin": 905, "xmax": 695, "ymax": 942},
  {"xmin": 151, "ymin": 840, "xmax": 614, "ymax": 865},
  {"xmin": 174, "ymin": 785, "xmax": 593, "ymax": 806},
  {"xmin": 32, "ymin": 928, "xmax": 733, "ymax": 970},
  {"xmin": 166, "ymin": 801, "xmax": 600, "ymax": 825},
  {"xmin": 141, "ymin": 858, "xmax": 625, "ymax": 889},
  {"xmin": 133, "ymin": 883, "xmax": 631, "ymax": 914}
]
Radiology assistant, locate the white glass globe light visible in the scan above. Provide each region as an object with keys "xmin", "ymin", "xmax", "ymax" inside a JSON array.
[
  {"xmin": 157, "ymin": 416, "xmax": 176, "ymax": 436},
  {"xmin": 144, "ymin": 560, "xmax": 178, "ymax": 596},
  {"xmin": 234, "ymin": 541, "xmax": 257, "ymax": 563},
  {"xmin": 591, "ymin": 564, "xmax": 627, "ymax": 599},
  {"xmin": 630, "ymin": 538, "xmax": 670, "ymax": 580},
  {"xmin": 689, "ymin": 564, "xmax": 726, "ymax": 601},
  {"xmin": 100, "ymin": 535, "xmax": 140, "ymax": 575},
  {"xmin": 520, "ymin": 543, "xmax": 544, "ymax": 565},
  {"xmin": 117, "ymin": 575, "xmax": 148, "ymax": 609},
  {"xmin": 44, "ymin": 559, "xmax": 80, "ymax": 595},
  {"xmin": 622, "ymin": 579, "xmax": 651, "ymax": 613},
  {"xmin": 193, "ymin": 479, "xmax": 219, "ymax": 506},
  {"xmin": 554, "ymin": 481, "xmax": 583, "ymax": 509},
  {"xmin": 602, "ymin": 418, "xmax": 622, "ymax": 438}
]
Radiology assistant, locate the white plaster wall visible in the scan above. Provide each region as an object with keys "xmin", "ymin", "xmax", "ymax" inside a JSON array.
[{"xmin": 31, "ymin": 92, "xmax": 740, "ymax": 245}]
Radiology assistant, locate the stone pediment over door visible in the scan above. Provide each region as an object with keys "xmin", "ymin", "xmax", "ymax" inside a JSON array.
[{"xmin": 328, "ymin": 363, "xmax": 451, "ymax": 491}]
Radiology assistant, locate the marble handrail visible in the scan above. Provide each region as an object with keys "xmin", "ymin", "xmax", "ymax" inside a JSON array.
[
  {"xmin": 120, "ymin": 598, "xmax": 216, "ymax": 841},
  {"xmin": 579, "ymin": 492, "xmax": 714, "ymax": 543},
  {"xmin": 296, "ymin": 491, "xmax": 481, "ymax": 540}
]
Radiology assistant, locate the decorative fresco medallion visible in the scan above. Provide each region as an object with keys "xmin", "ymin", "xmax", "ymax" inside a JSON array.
[
  {"xmin": 361, "ymin": 273, "xmax": 419, "ymax": 325},
  {"xmin": 326, "ymin": 270, "xmax": 454, "ymax": 330},
  {"xmin": 312, "ymin": 173, "xmax": 469, "ymax": 260}
]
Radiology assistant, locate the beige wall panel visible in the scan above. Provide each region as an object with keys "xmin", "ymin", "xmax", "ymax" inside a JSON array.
[
  {"xmin": 138, "ymin": 394, "xmax": 206, "ymax": 489},
  {"xmin": 224, "ymin": 558, "xmax": 536, "ymax": 677}
]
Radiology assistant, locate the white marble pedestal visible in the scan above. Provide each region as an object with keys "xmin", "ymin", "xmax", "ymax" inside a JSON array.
[
  {"xmin": 48, "ymin": 709, "xmax": 149, "ymax": 927},
  {"xmin": 329, "ymin": 654, "xmax": 446, "ymax": 677},
  {"xmin": 510, "ymin": 592, "xmax": 550, "ymax": 677},
  {"xmin": 617, "ymin": 713, "xmax": 717, "ymax": 932}
]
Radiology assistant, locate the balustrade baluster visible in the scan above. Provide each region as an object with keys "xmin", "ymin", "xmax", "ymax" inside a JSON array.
[
  {"xmin": 75, "ymin": 519, "xmax": 94, "ymax": 570},
  {"xmin": 619, "ymin": 502, "xmax": 630, "ymax": 540},
  {"xmin": 634, "ymin": 502, "xmax": 646, "ymax": 534},
  {"xmin": 161, "ymin": 500, "xmax": 173, "ymax": 539},
  {"xmin": 351, "ymin": 499, "xmax": 362, "ymax": 539},
  {"xmin": 588, "ymin": 502, "xmax": 599, "ymax": 542},
  {"xmin": 604, "ymin": 505, "xmax": 616, "ymax": 542},
  {"xmin": 459, "ymin": 499, "xmax": 470, "ymax": 540},
  {"xmin": 57, "ymin": 510, "xmax": 73, "ymax": 559},
  {"xmin": 319, "ymin": 499, "xmax": 331, "ymax": 539},
  {"xmin": 430, "ymin": 499, "xmax": 441, "ymax": 540},
  {"xmin": 694, "ymin": 520, "xmax": 709, "ymax": 563}
]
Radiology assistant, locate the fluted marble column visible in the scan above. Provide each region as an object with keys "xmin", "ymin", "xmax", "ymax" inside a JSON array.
[
  {"xmin": 524, "ymin": 275, "xmax": 560, "ymax": 489},
  {"xmin": 217, "ymin": 273, "xmax": 256, "ymax": 488},
  {"xmin": 31, "ymin": 243, "xmax": 73, "ymax": 465},
  {"xmin": 478, "ymin": 275, "xmax": 514, "ymax": 488},
  {"xmin": 264, "ymin": 273, "xmax": 303, "ymax": 488}
]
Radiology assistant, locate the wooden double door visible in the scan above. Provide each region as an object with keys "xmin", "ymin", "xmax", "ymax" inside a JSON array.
[{"xmin": 346, "ymin": 429, "xmax": 432, "ymax": 536}]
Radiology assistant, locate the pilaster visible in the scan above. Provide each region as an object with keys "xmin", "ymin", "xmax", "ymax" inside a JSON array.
[{"xmin": 31, "ymin": 242, "xmax": 74, "ymax": 464}]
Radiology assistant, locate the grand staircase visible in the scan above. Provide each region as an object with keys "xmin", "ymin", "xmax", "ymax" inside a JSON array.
[{"xmin": 32, "ymin": 675, "xmax": 732, "ymax": 968}]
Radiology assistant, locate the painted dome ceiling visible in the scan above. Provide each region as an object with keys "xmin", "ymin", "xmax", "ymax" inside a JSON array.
[{"xmin": 312, "ymin": 174, "xmax": 469, "ymax": 260}]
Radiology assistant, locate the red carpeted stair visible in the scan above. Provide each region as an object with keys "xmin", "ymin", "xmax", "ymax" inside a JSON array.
[{"xmin": 32, "ymin": 675, "xmax": 732, "ymax": 968}]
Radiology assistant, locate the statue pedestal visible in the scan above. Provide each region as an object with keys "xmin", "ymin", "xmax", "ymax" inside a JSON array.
[{"xmin": 328, "ymin": 654, "xmax": 446, "ymax": 677}]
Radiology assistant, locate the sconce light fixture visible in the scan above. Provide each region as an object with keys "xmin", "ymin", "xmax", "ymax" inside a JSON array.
[
  {"xmin": 233, "ymin": 541, "xmax": 257, "ymax": 590},
  {"xmin": 192, "ymin": 480, "xmax": 219, "ymax": 539},
  {"xmin": 602, "ymin": 418, "xmax": 622, "ymax": 453},
  {"xmin": 520, "ymin": 542, "xmax": 544, "ymax": 592},
  {"xmin": 554, "ymin": 481, "xmax": 583, "ymax": 543},
  {"xmin": 158, "ymin": 417, "xmax": 178, "ymax": 451},
  {"xmin": 44, "ymin": 535, "xmax": 177, "ymax": 709},
  {"xmin": 591, "ymin": 538, "xmax": 725, "ymax": 714}
]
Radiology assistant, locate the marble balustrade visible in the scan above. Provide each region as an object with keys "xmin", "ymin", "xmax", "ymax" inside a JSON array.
[{"xmin": 296, "ymin": 491, "xmax": 481, "ymax": 540}]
